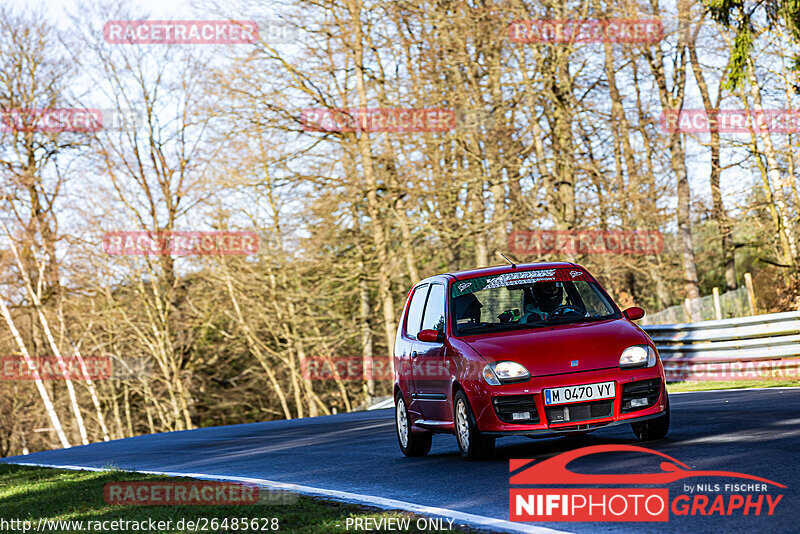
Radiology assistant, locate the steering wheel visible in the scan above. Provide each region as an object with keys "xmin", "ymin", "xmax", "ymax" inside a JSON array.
[{"xmin": 550, "ymin": 304, "xmax": 585, "ymax": 317}]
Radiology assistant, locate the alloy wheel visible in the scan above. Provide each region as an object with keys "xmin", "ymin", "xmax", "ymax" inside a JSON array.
[
  {"xmin": 396, "ymin": 397, "xmax": 409, "ymax": 448},
  {"xmin": 456, "ymin": 399, "xmax": 470, "ymax": 450}
]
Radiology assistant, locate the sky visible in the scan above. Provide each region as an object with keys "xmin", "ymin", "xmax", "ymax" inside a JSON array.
[
  {"xmin": 16, "ymin": 0, "xmax": 198, "ymax": 20},
  {"xmin": 4, "ymin": 0, "xmax": 767, "ymax": 218}
]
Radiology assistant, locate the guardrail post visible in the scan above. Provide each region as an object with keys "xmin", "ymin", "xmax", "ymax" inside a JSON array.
[
  {"xmin": 744, "ymin": 272, "xmax": 757, "ymax": 315},
  {"xmin": 683, "ymin": 298, "xmax": 693, "ymax": 322},
  {"xmin": 712, "ymin": 287, "xmax": 722, "ymax": 320}
]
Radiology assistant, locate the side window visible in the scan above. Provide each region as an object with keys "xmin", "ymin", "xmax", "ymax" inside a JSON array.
[
  {"xmin": 421, "ymin": 284, "xmax": 445, "ymax": 333},
  {"xmin": 573, "ymin": 281, "xmax": 615, "ymax": 315},
  {"xmin": 405, "ymin": 285, "xmax": 429, "ymax": 338}
]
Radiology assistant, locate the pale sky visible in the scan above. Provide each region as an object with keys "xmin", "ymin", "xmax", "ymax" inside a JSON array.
[
  {"xmin": 14, "ymin": 0, "xmax": 199, "ymax": 19},
  {"xmin": 4, "ymin": 0, "xmax": 762, "ymax": 216}
]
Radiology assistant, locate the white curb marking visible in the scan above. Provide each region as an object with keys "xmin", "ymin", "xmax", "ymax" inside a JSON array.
[{"xmin": 3, "ymin": 461, "xmax": 572, "ymax": 534}]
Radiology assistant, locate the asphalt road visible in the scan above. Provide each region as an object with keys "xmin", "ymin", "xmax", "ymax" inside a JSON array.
[{"xmin": 3, "ymin": 388, "xmax": 799, "ymax": 533}]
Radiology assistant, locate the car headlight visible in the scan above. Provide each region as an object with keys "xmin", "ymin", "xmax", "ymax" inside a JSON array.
[
  {"xmin": 482, "ymin": 361, "xmax": 530, "ymax": 385},
  {"xmin": 619, "ymin": 345, "xmax": 656, "ymax": 369}
]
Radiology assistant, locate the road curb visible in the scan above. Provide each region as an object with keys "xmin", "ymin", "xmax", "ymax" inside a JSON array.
[{"xmin": 2, "ymin": 461, "xmax": 572, "ymax": 534}]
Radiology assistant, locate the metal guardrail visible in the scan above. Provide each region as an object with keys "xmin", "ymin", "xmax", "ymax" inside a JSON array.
[
  {"xmin": 366, "ymin": 396, "xmax": 394, "ymax": 410},
  {"xmin": 641, "ymin": 311, "xmax": 800, "ymax": 382}
]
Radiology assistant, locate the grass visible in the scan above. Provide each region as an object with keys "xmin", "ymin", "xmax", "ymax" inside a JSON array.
[
  {"xmin": 667, "ymin": 379, "xmax": 800, "ymax": 392},
  {"xmin": 0, "ymin": 464, "xmax": 473, "ymax": 533}
]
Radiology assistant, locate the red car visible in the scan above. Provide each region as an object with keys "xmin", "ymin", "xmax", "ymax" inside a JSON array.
[{"xmin": 393, "ymin": 262, "xmax": 669, "ymax": 460}]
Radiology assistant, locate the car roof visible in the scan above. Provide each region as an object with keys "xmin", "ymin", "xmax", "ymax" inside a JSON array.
[
  {"xmin": 446, "ymin": 261, "xmax": 580, "ymax": 280},
  {"xmin": 412, "ymin": 262, "xmax": 588, "ymax": 288}
]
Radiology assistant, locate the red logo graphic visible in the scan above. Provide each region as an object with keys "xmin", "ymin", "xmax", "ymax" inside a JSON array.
[
  {"xmin": 511, "ymin": 488, "xmax": 669, "ymax": 522},
  {"xmin": 510, "ymin": 445, "xmax": 784, "ymax": 522}
]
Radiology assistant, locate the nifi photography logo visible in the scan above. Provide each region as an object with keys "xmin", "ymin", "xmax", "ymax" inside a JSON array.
[{"xmin": 510, "ymin": 445, "xmax": 785, "ymax": 522}]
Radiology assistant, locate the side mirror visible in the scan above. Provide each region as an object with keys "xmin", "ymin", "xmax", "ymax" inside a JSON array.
[
  {"xmin": 417, "ymin": 329, "xmax": 445, "ymax": 343},
  {"xmin": 623, "ymin": 307, "xmax": 645, "ymax": 321}
]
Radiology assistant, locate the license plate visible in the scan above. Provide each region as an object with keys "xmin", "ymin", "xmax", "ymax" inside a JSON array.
[{"xmin": 543, "ymin": 381, "xmax": 615, "ymax": 405}]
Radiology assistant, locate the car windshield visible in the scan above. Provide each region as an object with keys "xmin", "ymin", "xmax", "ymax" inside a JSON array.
[{"xmin": 450, "ymin": 268, "xmax": 619, "ymax": 336}]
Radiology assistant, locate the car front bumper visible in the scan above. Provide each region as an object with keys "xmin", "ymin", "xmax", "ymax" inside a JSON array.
[{"xmin": 464, "ymin": 365, "xmax": 667, "ymax": 435}]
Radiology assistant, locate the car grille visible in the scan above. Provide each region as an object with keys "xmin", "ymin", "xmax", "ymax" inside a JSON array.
[
  {"xmin": 492, "ymin": 395, "xmax": 540, "ymax": 424},
  {"xmin": 621, "ymin": 378, "xmax": 662, "ymax": 413},
  {"xmin": 545, "ymin": 400, "xmax": 613, "ymax": 424}
]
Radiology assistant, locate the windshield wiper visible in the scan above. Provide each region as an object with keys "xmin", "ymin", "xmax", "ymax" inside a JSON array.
[
  {"xmin": 544, "ymin": 315, "xmax": 610, "ymax": 325},
  {"xmin": 457, "ymin": 316, "xmax": 615, "ymax": 335},
  {"xmin": 457, "ymin": 322, "xmax": 532, "ymax": 334}
]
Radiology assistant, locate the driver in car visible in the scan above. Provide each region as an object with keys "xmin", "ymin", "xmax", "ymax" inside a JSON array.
[{"xmin": 521, "ymin": 281, "xmax": 563, "ymax": 323}]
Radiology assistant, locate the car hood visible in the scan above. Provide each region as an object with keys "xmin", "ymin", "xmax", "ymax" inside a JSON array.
[{"xmin": 461, "ymin": 318, "xmax": 651, "ymax": 376}]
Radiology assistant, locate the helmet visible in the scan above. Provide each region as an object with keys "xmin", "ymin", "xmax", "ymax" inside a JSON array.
[
  {"xmin": 453, "ymin": 293, "xmax": 483, "ymax": 324},
  {"xmin": 531, "ymin": 281, "xmax": 562, "ymax": 311}
]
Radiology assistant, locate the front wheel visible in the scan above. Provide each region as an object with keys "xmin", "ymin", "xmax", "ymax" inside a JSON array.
[
  {"xmin": 632, "ymin": 394, "xmax": 670, "ymax": 441},
  {"xmin": 395, "ymin": 393, "xmax": 432, "ymax": 456},
  {"xmin": 453, "ymin": 390, "xmax": 495, "ymax": 460}
]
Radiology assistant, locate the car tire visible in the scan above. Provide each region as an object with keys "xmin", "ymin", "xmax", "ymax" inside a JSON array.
[
  {"xmin": 632, "ymin": 394, "xmax": 670, "ymax": 441},
  {"xmin": 453, "ymin": 390, "xmax": 495, "ymax": 461},
  {"xmin": 395, "ymin": 393, "xmax": 432, "ymax": 457}
]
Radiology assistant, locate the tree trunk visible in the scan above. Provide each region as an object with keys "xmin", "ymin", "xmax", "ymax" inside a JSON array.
[
  {"xmin": 347, "ymin": 0, "xmax": 397, "ymax": 370},
  {"xmin": 645, "ymin": 0, "xmax": 700, "ymax": 300},
  {"xmin": 1, "ymin": 221, "xmax": 89, "ymax": 445},
  {"xmin": 688, "ymin": 31, "xmax": 736, "ymax": 289},
  {"xmin": 746, "ymin": 61, "xmax": 798, "ymax": 267},
  {"xmin": 0, "ymin": 297, "xmax": 71, "ymax": 449},
  {"xmin": 359, "ymin": 261, "xmax": 375, "ymax": 407}
]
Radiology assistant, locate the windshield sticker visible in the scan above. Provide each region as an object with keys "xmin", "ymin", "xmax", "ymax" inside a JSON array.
[
  {"xmin": 482, "ymin": 269, "xmax": 557, "ymax": 290},
  {"xmin": 452, "ymin": 268, "xmax": 591, "ymax": 297}
]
